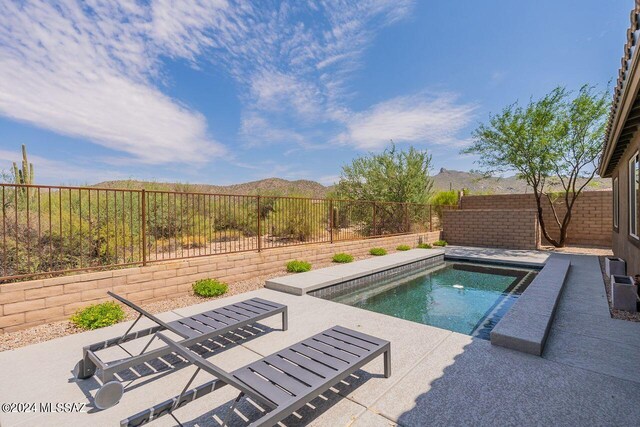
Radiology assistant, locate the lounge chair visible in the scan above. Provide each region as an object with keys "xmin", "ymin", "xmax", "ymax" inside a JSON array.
[
  {"xmin": 121, "ymin": 325, "xmax": 390, "ymax": 427},
  {"xmin": 73, "ymin": 291, "xmax": 287, "ymax": 410}
]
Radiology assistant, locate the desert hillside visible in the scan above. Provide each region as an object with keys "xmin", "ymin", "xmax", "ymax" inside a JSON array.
[{"xmin": 95, "ymin": 169, "xmax": 610, "ymax": 197}]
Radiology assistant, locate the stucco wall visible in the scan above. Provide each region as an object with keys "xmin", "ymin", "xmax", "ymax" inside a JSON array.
[{"xmin": 611, "ymin": 133, "xmax": 640, "ymax": 278}]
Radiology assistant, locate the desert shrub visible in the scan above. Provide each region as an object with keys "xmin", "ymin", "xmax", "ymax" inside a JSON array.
[
  {"xmin": 193, "ymin": 278, "xmax": 228, "ymax": 297},
  {"xmin": 396, "ymin": 244, "xmax": 411, "ymax": 251},
  {"xmin": 71, "ymin": 302, "xmax": 125, "ymax": 330},
  {"xmin": 429, "ymin": 190, "xmax": 459, "ymax": 207},
  {"xmin": 332, "ymin": 253, "xmax": 354, "ymax": 263},
  {"xmin": 369, "ymin": 247, "xmax": 387, "ymax": 256},
  {"xmin": 269, "ymin": 198, "xmax": 323, "ymax": 242},
  {"xmin": 417, "ymin": 243, "xmax": 432, "ymax": 249},
  {"xmin": 432, "ymin": 240, "xmax": 448, "ymax": 247},
  {"xmin": 211, "ymin": 229, "xmax": 244, "ymax": 242},
  {"xmin": 286, "ymin": 260, "xmax": 312, "ymax": 273}
]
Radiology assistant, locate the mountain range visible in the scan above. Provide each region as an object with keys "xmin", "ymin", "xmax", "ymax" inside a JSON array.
[{"xmin": 94, "ymin": 168, "xmax": 610, "ymax": 197}]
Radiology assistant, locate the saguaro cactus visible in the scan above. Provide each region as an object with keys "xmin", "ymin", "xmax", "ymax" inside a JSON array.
[{"xmin": 12, "ymin": 144, "xmax": 34, "ymax": 185}]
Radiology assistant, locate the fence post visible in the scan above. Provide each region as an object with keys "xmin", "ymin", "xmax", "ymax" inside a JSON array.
[
  {"xmin": 372, "ymin": 202, "xmax": 376, "ymax": 236},
  {"xmin": 429, "ymin": 204, "xmax": 433, "ymax": 232},
  {"xmin": 404, "ymin": 203, "xmax": 409, "ymax": 234},
  {"xmin": 141, "ymin": 189, "xmax": 147, "ymax": 266},
  {"xmin": 329, "ymin": 199, "xmax": 334, "ymax": 243},
  {"xmin": 257, "ymin": 195, "xmax": 262, "ymax": 252}
]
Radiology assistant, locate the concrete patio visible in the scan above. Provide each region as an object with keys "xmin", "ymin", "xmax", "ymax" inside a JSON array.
[{"xmin": 0, "ymin": 252, "xmax": 639, "ymax": 426}]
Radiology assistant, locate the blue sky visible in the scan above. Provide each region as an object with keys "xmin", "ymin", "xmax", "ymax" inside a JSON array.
[{"xmin": 0, "ymin": 0, "xmax": 631, "ymax": 186}]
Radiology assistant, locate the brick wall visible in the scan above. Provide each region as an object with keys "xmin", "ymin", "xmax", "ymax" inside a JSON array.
[
  {"xmin": 459, "ymin": 191, "xmax": 612, "ymax": 247},
  {"xmin": 0, "ymin": 232, "xmax": 440, "ymax": 333},
  {"xmin": 442, "ymin": 209, "xmax": 540, "ymax": 250}
]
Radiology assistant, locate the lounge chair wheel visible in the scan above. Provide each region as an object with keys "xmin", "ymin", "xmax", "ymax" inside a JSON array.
[
  {"xmin": 94, "ymin": 381, "xmax": 124, "ymax": 410},
  {"xmin": 73, "ymin": 359, "xmax": 95, "ymax": 380}
]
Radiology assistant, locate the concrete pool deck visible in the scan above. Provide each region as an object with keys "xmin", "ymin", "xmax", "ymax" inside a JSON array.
[
  {"xmin": 265, "ymin": 249, "xmax": 445, "ymax": 295},
  {"xmin": 0, "ymin": 252, "xmax": 639, "ymax": 426},
  {"xmin": 444, "ymin": 245, "xmax": 549, "ymax": 268}
]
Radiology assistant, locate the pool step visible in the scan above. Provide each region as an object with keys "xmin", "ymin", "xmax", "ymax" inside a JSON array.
[
  {"xmin": 472, "ymin": 270, "xmax": 536, "ymax": 339},
  {"xmin": 490, "ymin": 257, "xmax": 571, "ymax": 356}
]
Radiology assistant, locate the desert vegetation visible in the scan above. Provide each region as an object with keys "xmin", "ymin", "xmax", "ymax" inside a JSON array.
[
  {"xmin": 286, "ymin": 260, "xmax": 312, "ymax": 273},
  {"xmin": 369, "ymin": 247, "xmax": 387, "ymax": 256},
  {"xmin": 70, "ymin": 301, "xmax": 125, "ymax": 330},
  {"xmin": 192, "ymin": 278, "xmax": 228, "ymax": 297},
  {"xmin": 1, "ymin": 146, "xmax": 448, "ymax": 281},
  {"xmin": 332, "ymin": 253, "xmax": 354, "ymax": 263}
]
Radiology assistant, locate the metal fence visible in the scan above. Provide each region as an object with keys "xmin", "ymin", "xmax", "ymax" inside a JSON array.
[{"xmin": 0, "ymin": 183, "xmax": 456, "ymax": 282}]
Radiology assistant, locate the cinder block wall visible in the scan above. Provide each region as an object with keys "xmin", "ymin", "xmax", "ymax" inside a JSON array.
[
  {"xmin": 0, "ymin": 232, "xmax": 440, "ymax": 333},
  {"xmin": 443, "ymin": 209, "xmax": 540, "ymax": 250},
  {"xmin": 459, "ymin": 191, "xmax": 612, "ymax": 247}
]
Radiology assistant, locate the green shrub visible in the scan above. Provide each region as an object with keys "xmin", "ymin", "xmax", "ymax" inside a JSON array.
[
  {"xmin": 193, "ymin": 278, "xmax": 228, "ymax": 297},
  {"xmin": 396, "ymin": 244, "xmax": 411, "ymax": 251},
  {"xmin": 71, "ymin": 302, "xmax": 125, "ymax": 330},
  {"xmin": 332, "ymin": 253, "xmax": 354, "ymax": 263},
  {"xmin": 369, "ymin": 247, "xmax": 387, "ymax": 256},
  {"xmin": 432, "ymin": 240, "xmax": 448, "ymax": 247},
  {"xmin": 286, "ymin": 260, "xmax": 312, "ymax": 273},
  {"xmin": 429, "ymin": 190, "xmax": 459, "ymax": 206},
  {"xmin": 417, "ymin": 243, "xmax": 432, "ymax": 249}
]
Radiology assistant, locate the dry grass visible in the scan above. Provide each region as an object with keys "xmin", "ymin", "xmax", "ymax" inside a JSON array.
[{"xmin": 540, "ymin": 245, "xmax": 613, "ymax": 256}]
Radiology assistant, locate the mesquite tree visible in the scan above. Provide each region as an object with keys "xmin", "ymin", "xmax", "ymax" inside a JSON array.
[
  {"xmin": 463, "ymin": 85, "xmax": 609, "ymax": 247},
  {"xmin": 334, "ymin": 144, "xmax": 434, "ymax": 234}
]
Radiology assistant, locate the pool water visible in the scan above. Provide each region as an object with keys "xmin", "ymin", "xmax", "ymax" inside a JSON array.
[{"xmin": 324, "ymin": 262, "xmax": 536, "ymax": 339}]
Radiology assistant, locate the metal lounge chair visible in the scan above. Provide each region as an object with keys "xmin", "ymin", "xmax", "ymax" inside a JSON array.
[
  {"xmin": 121, "ymin": 325, "xmax": 390, "ymax": 427},
  {"xmin": 73, "ymin": 291, "xmax": 287, "ymax": 410}
]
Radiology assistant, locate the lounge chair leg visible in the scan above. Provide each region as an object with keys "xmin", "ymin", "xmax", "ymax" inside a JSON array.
[
  {"xmin": 222, "ymin": 392, "xmax": 244, "ymax": 426},
  {"xmin": 169, "ymin": 411, "xmax": 184, "ymax": 427},
  {"xmin": 282, "ymin": 308, "xmax": 288, "ymax": 331},
  {"xmin": 384, "ymin": 348, "xmax": 391, "ymax": 378},
  {"xmin": 73, "ymin": 350, "xmax": 97, "ymax": 380}
]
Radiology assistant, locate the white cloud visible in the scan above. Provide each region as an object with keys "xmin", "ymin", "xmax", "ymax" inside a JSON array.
[
  {"xmin": 0, "ymin": 0, "xmax": 418, "ymax": 165},
  {"xmin": 335, "ymin": 94, "xmax": 477, "ymax": 150},
  {"xmin": 0, "ymin": 1, "xmax": 226, "ymax": 164}
]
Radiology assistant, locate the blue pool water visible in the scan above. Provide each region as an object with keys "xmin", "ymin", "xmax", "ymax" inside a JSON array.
[{"xmin": 324, "ymin": 262, "xmax": 536, "ymax": 339}]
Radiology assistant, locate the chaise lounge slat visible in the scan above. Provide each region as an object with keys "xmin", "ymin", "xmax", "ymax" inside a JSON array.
[
  {"xmin": 74, "ymin": 292, "xmax": 287, "ymax": 410},
  {"xmin": 262, "ymin": 354, "xmax": 324, "ymax": 385},
  {"xmin": 201, "ymin": 310, "xmax": 235, "ymax": 325},
  {"xmin": 313, "ymin": 334, "xmax": 370, "ymax": 357},
  {"xmin": 277, "ymin": 348, "xmax": 338, "ymax": 378},
  {"xmin": 121, "ymin": 326, "xmax": 390, "ymax": 427}
]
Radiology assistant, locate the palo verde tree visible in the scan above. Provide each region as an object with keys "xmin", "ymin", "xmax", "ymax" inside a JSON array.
[{"xmin": 463, "ymin": 85, "xmax": 609, "ymax": 247}]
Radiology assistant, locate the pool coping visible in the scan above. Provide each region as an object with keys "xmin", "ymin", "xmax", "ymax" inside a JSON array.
[
  {"xmin": 443, "ymin": 246, "xmax": 549, "ymax": 269},
  {"xmin": 490, "ymin": 256, "xmax": 571, "ymax": 355},
  {"xmin": 264, "ymin": 249, "xmax": 446, "ymax": 296}
]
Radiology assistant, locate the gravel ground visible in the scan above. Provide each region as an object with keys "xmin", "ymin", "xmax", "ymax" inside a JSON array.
[
  {"xmin": 598, "ymin": 256, "xmax": 640, "ymax": 322},
  {"xmin": 0, "ymin": 253, "xmax": 376, "ymax": 352},
  {"xmin": 540, "ymin": 245, "xmax": 613, "ymax": 256}
]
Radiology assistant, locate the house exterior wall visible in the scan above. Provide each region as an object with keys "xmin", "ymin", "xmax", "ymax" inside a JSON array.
[
  {"xmin": 460, "ymin": 191, "xmax": 612, "ymax": 247},
  {"xmin": 442, "ymin": 209, "xmax": 540, "ymax": 250},
  {"xmin": 0, "ymin": 232, "xmax": 440, "ymax": 334},
  {"xmin": 611, "ymin": 132, "xmax": 640, "ymax": 278}
]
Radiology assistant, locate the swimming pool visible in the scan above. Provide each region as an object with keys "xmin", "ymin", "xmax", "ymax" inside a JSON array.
[{"xmin": 316, "ymin": 261, "xmax": 537, "ymax": 339}]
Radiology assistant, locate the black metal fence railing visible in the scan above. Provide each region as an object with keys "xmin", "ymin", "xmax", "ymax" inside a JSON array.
[{"xmin": 0, "ymin": 183, "xmax": 456, "ymax": 282}]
